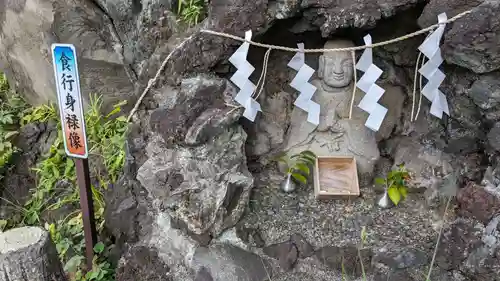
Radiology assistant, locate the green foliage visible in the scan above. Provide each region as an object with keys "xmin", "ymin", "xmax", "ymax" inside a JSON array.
[
  {"xmin": 0, "ymin": 73, "xmax": 27, "ymax": 170},
  {"xmin": 277, "ymin": 150, "xmax": 317, "ymax": 185},
  {"xmin": 375, "ymin": 164, "xmax": 411, "ymax": 206},
  {"xmin": 4, "ymin": 94, "xmax": 127, "ymax": 281},
  {"xmin": 177, "ymin": 0, "xmax": 206, "ymax": 26},
  {"xmin": 21, "ymin": 103, "xmax": 57, "ymax": 126}
]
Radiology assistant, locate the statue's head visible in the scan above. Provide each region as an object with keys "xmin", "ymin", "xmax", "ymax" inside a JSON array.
[{"xmin": 318, "ymin": 40, "xmax": 355, "ymax": 89}]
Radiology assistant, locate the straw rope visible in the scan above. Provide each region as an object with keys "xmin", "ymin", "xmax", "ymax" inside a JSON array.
[{"xmin": 127, "ymin": 9, "xmax": 473, "ymax": 122}]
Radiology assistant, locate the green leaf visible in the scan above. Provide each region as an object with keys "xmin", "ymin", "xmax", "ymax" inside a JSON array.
[
  {"xmin": 299, "ymin": 155, "xmax": 316, "ymax": 165},
  {"xmin": 301, "ymin": 150, "xmax": 316, "ymax": 159},
  {"xmin": 387, "ymin": 170, "xmax": 396, "ymax": 180},
  {"xmin": 86, "ymin": 270, "xmax": 100, "ymax": 280},
  {"xmin": 0, "ymin": 219, "xmax": 7, "ymax": 231},
  {"xmin": 291, "ymin": 173, "xmax": 307, "ymax": 185},
  {"xmin": 4, "ymin": 131, "xmax": 18, "ymax": 139},
  {"xmin": 93, "ymin": 242, "xmax": 105, "ymax": 254},
  {"xmin": 64, "ymin": 255, "xmax": 84, "ymax": 273},
  {"xmin": 295, "ymin": 163, "xmax": 310, "ymax": 175},
  {"xmin": 374, "ymin": 178, "xmax": 386, "ymax": 185},
  {"xmin": 116, "ymin": 116, "xmax": 127, "ymax": 122},
  {"xmin": 388, "ymin": 186, "xmax": 401, "ymax": 206},
  {"xmin": 399, "ymin": 186, "xmax": 408, "ymax": 199}
]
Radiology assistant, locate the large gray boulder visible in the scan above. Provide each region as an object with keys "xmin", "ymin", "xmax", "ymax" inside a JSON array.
[
  {"xmin": 419, "ymin": 0, "xmax": 500, "ymax": 73},
  {"xmin": 0, "ymin": 0, "xmax": 138, "ymax": 112}
]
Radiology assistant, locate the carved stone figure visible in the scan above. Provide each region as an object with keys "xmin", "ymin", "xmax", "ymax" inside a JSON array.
[{"xmin": 284, "ymin": 40, "xmax": 380, "ymax": 176}]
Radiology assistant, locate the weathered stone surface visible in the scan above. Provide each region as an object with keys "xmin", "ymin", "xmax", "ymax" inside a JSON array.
[
  {"xmin": 263, "ymin": 240, "xmax": 298, "ymax": 271},
  {"xmin": 192, "ymin": 243, "xmax": 273, "ymax": 281},
  {"xmin": 436, "ymin": 217, "xmax": 500, "ymax": 280},
  {"xmin": 0, "ymin": 0, "xmax": 136, "ymax": 112},
  {"xmin": 246, "ymin": 91, "xmax": 291, "ymax": 157},
  {"xmin": 194, "ymin": 267, "xmax": 214, "ymax": 281},
  {"xmin": 445, "ymin": 120, "xmax": 483, "ymax": 155},
  {"xmin": 373, "ymin": 248, "xmax": 428, "ymax": 270},
  {"xmin": 185, "ymin": 107, "xmax": 243, "ymax": 146},
  {"xmin": 469, "ymin": 72, "xmax": 500, "ymax": 110},
  {"xmin": 141, "ymin": 0, "xmax": 269, "ymax": 88},
  {"xmin": 267, "ymin": 0, "xmax": 301, "ymax": 20},
  {"xmin": 137, "ymin": 124, "xmax": 253, "ymax": 237},
  {"xmin": 389, "ymin": 137, "xmax": 453, "ymax": 189},
  {"xmin": 457, "ymin": 182, "xmax": 500, "ymax": 224},
  {"xmin": 235, "ymin": 226, "xmax": 265, "ymax": 248},
  {"xmin": 488, "ymin": 122, "xmax": 500, "ymax": 152},
  {"xmin": 94, "ymin": 0, "xmax": 178, "ymax": 75},
  {"xmin": 377, "ymin": 84, "xmax": 406, "ymax": 141},
  {"xmin": 116, "ymin": 246, "xmax": 172, "ymax": 281},
  {"xmin": 290, "ymin": 233, "xmax": 314, "ymax": 258},
  {"xmin": 420, "ymin": 0, "xmax": 500, "ymax": 73},
  {"xmin": 137, "ymin": 75, "xmax": 252, "ymax": 239},
  {"xmin": 418, "ymin": 0, "xmax": 483, "ymax": 27},
  {"xmin": 301, "ymin": 0, "xmax": 427, "ymax": 37},
  {"xmin": 315, "ymin": 245, "xmax": 372, "ymax": 277},
  {"xmin": 149, "ymin": 75, "xmax": 232, "ymax": 145}
]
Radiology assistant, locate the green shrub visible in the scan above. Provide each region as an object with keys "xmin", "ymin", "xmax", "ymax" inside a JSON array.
[
  {"xmin": 277, "ymin": 150, "xmax": 317, "ymax": 185},
  {"xmin": 3, "ymin": 93, "xmax": 127, "ymax": 281},
  {"xmin": 375, "ymin": 164, "xmax": 411, "ymax": 205},
  {"xmin": 177, "ymin": 0, "xmax": 206, "ymax": 26},
  {"xmin": 0, "ymin": 74, "xmax": 27, "ymax": 172}
]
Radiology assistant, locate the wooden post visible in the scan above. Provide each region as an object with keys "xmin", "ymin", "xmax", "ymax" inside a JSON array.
[
  {"xmin": 0, "ymin": 227, "xmax": 67, "ymax": 281},
  {"xmin": 75, "ymin": 158, "xmax": 97, "ymax": 271}
]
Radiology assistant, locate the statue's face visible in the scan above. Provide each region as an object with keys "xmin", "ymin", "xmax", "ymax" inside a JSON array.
[{"xmin": 320, "ymin": 53, "xmax": 354, "ymax": 88}]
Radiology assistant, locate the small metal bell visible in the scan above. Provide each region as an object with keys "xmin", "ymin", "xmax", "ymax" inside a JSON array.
[
  {"xmin": 280, "ymin": 173, "xmax": 297, "ymax": 193},
  {"xmin": 377, "ymin": 190, "xmax": 393, "ymax": 209}
]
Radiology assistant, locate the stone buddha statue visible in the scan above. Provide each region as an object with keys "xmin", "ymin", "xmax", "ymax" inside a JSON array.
[{"xmin": 284, "ymin": 40, "xmax": 380, "ymax": 176}]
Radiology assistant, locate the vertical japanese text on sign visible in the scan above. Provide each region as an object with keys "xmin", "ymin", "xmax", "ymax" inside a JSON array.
[{"xmin": 51, "ymin": 44, "xmax": 88, "ymax": 159}]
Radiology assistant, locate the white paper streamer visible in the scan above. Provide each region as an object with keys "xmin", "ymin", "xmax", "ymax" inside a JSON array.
[
  {"xmin": 288, "ymin": 43, "xmax": 320, "ymax": 125},
  {"xmin": 418, "ymin": 13, "xmax": 449, "ymax": 119},
  {"xmin": 228, "ymin": 30, "xmax": 261, "ymax": 121},
  {"xmin": 355, "ymin": 35, "xmax": 387, "ymax": 131}
]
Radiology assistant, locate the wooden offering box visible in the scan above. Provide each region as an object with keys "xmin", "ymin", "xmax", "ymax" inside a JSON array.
[{"xmin": 314, "ymin": 156, "xmax": 360, "ymax": 199}]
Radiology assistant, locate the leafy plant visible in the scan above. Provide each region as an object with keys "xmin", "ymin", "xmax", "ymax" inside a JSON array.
[
  {"xmin": 0, "ymin": 74, "xmax": 27, "ymax": 171},
  {"xmin": 277, "ymin": 150, "xmax": 317, "ymax": 185},
  {"xmin": 1, "ymin": 94, "xmax": 128, "ymax": 281},
  {"xmin": 21, "ymin": 103, "xmax": 57, "ymax": 126},
  {"xmin": 177, "ymin": 0, "xmax": 206, "ymax": 26},
  {"xmin": 375, "ymin": 164, "xmax": 411, "ymax": 206}
]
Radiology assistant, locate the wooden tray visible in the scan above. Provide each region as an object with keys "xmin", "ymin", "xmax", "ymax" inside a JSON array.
[{"xmin": 313, "ymin": 156, "xmax": 360, "ymax": 199}]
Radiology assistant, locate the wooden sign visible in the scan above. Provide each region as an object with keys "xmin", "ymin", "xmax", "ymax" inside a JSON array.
[
  {"xmin": 51, "ymin": 44, "xmax": 96, "ymax": 271},
  {"xmin": 314, "ymin": 156, "xmax": 360, "ymax": 199},
  {"xmin": 51, "ymin": 44, "xmax": 88, "ymax": 159}
]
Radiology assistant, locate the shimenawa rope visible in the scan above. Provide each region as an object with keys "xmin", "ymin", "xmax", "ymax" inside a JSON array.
[{"xmin": 127, "ymin": 9, "xmax": 473, "ymax": 122}]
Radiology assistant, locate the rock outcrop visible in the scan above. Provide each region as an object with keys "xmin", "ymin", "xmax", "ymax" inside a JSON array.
[{"xmin": 3, "ymin": 0, "xmax": 500, "ymax": 281}]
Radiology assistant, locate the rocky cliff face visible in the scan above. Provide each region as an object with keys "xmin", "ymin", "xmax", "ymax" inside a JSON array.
[{"xmin": 2, "ymin": 0, "xmax": 500, "ymax": 281}]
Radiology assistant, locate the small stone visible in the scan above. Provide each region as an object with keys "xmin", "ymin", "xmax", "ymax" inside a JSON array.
[
  {"xmin": 263, "ymin": 241, "xmax": 299, "ymax": 271},
  {"xmin": 193, "ymin": 244, "xmax": 273, "ymax": 281},
  {"xmin": 315, "ymin": 245, "xmax": 372, "ymax": 277},
  {"xmin": 373, "ymin": 248, "xmax": 428, "ymax": 270}
]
